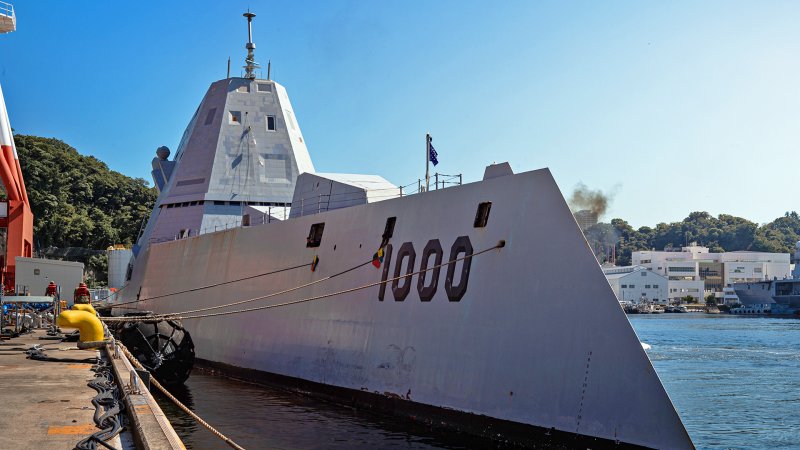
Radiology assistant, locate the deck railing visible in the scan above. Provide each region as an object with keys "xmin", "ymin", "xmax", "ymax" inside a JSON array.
[
  {"xmin": 145, "ymin": 172, "xmax": 463, "ymax": 246},
  {"xmin": 0, "ymin": 2, "xmax": 13, "ymax": 18},
  {"xmin": 0, "ymin": 1, "xmax": 15, "ymax": 34}
]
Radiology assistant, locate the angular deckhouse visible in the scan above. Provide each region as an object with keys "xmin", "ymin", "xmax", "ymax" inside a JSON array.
[{"xmin": 140, "ymin": 76, "xmax": 315, "ymax": 246}]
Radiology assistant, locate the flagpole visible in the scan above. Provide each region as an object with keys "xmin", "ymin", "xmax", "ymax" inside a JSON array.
[{"xmin": 425, "ymin": 133, "xmax": 430, "ymax": 192}]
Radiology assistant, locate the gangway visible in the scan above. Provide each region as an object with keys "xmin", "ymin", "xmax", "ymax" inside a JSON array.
[{"xmin": 0, "ymin": 2, "xmax": 15, "ymax": 34}]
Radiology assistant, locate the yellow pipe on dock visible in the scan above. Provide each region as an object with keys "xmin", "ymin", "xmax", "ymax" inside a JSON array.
[
  {"xmin": 56, "ymin": 310, "xmax": 106, "ymax": 349},
  {"xmin": 71, "ymin": 303, "xmax": 98, "ymax": 316}
]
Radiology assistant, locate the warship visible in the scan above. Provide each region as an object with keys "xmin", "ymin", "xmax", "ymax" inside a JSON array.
[{"xmin": 114, "ymin": 12, "xmax": 694, "ymax": 449}]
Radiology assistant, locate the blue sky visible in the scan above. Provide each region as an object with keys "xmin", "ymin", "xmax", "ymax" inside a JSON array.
[{"xmin": 1, "ymin": 1, "xmax": 798, "ymax": 227}]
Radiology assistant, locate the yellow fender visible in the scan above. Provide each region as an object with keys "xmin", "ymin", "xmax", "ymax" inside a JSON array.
[
  {"xmin": 57, "ymin": 310, "xmax": 106, "ymax": 349},
  {"xmin": 71, "ymin": 303, "xmax": 98, "ymax": 316}
]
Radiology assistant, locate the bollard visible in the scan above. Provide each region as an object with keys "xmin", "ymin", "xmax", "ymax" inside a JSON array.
[
  {"xmin": 135, "ymin": 369, "xmax": 151, "ymax": 390},
  {"xmin": 130, "ymin": 370, "xmax": 141, "ymax": 394}
]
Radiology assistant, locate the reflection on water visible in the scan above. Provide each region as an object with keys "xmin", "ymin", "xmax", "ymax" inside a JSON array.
[{"xmin": 154, "ymin": 314, "xmax": 800, "ymax": 449}]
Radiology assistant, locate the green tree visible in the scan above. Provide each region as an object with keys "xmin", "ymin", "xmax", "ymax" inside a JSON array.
[{"xmin": 14, "ymin": 134, "xmax": 157, "ymax": 250}]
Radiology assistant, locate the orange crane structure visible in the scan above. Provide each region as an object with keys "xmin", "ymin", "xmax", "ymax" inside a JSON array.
[
  {"xmin": 1, "ymin": 3, "xmax": 35, "ymax": 292},
  {"xmin": 0, "ymin": 84, "xmax": 33, "ymax": 293}
]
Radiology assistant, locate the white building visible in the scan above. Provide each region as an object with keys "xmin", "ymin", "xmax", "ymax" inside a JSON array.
[
  {"xmin": 632, "ymin": 244, "xmax": 791, "ymax": 303},
  {"xmin": 15, "ymin": 257, "xmax": 83, "ymax": 297},
  {"xmin": 603, "ymin": 265, "xmax": 669, "ymax": 305}
]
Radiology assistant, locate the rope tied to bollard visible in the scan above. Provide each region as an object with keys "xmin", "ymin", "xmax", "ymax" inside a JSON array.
[{"xmin": 115, "ymin": 341, "xmax": 246, "ymax": 450}]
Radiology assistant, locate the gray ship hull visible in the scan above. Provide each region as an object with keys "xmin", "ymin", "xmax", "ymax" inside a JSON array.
[
  {"xmin": 120, "ymin": 168, "xmax": 693, "ymax": 449},
  {"xmin": 734, "ymin": 280, "xmax": 800, "ymax": 314}
]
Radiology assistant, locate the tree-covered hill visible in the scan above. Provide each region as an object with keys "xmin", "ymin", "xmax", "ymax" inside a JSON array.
[
  {"xmin": 584, "ymin": 211, "xmax": 800, "ymax": 266},
  {"xmin": 14, "ymin": 134, "xmax": 156, "ymax": 250}
]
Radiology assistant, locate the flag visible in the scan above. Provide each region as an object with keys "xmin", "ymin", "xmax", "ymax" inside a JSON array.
[
  {"xmin": 429, "ymin": 143, "xmax": 439, "ymax": 166},
  {"xmin": 311, "ymin": 255, "xmax": 320, "ymax": 272},
  {"xmin": 372, "ymin": 247, "xmax": 384, "ymax": 268}
]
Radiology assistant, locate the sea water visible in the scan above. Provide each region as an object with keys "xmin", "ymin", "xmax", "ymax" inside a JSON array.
[
  {"xmin": 157, "ymin": 314, "xmax": 800, "ymax": 449},
  {"xmin": 630, "ymin": 314, "xmax": 799, "ymax": 450}
]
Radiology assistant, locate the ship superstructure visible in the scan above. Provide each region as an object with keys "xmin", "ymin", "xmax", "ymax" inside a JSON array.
[
  {"xmin": 138, "ymin": 12, "xmax": 314, "ymax": 249},
  {"xmin": 118, "ymin": 12, "xmax": 694, "ymax": 449}
]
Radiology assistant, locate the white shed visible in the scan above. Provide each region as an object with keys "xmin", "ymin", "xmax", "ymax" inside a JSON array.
[{"xmin": 15, "ymin": 257, "xmax": 84, "ymax": 297}]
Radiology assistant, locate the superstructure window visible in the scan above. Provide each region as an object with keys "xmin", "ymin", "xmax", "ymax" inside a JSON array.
[
  {"xmin": 307, "ymin": 223, "xmax": 325, "ymax": 248},
  {"xmin": 474, "ymin": 202, "xmax": 492, "ymax": 228},
  {"xmin": 229, "ymin": 111, "xmax": 242, "ymax": 124},
  {"xmin": 383, "ymin": 217, "xmax": 396, "ymax": 242},
  {"xmin": 257, "ymin": 83, "xmax": 272, "ymax": 92},
  {"xmin": 267, "ymin": 115, "xmax": 276, "ymax": 131}
]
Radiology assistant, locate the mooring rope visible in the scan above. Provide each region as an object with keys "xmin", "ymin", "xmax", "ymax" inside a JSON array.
[
  {"xmin": 130, "ymin": 258, "xmax": 375, "ymax": 318},
  {"xmin": 106, "ymin": 261, "xmax": 313, "ymax": 309},
  {"xmin": 115, "ymin": 341, "xmax": 246, "ymax": 450},
  {"xmin": 101, "ymin": 241, "xmax": 505, "ymax": 323}
]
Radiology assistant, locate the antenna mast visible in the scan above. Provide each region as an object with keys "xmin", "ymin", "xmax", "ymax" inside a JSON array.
[{"xmin": 243, "ymin": 10, "xmax": 259, "ymax": 79}]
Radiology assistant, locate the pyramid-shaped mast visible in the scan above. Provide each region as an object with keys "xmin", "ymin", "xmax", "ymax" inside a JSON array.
[{"xmin": 136, "ymin": 11, "xmax": 315, "ymax": 249}]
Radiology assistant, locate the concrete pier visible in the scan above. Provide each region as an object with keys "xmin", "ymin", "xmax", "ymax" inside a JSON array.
[
  {"xmin": 0, "ymin": 329, "xmax": 184, "ymax": 449},
  {"xmin": 0, "ymin": 329, "xmax": 121, "ymax": 448}
]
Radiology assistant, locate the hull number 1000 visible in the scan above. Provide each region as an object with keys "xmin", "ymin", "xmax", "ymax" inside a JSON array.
[{"xmin": 378, "ymin": 236, "xmax": 473, "ymax": 302}]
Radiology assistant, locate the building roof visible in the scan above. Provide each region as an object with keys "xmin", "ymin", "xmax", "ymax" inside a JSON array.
[
  {"xmin": 312, "ymin": 173, "xmax": 398, "ymax": 192},
  {"xmin": 604, "ymin": 265, "xmax": 667, "ymax": 281}
]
